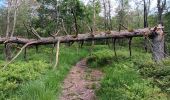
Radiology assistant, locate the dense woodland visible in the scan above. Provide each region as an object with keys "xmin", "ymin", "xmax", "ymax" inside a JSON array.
[{"xmin": 0, "ymin": 0, "xmax": 170, "ymax": 100}]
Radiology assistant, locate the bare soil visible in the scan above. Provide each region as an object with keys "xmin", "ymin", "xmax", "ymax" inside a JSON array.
[{"xmin": 59, "ymin": 59, "xmax": 103, "ymax": 100}]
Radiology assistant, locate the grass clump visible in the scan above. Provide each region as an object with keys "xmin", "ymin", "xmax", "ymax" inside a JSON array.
[
  {"xmin": 19, "ymin": 81, "xmax": 55, "ymax": 100},
  {"xmin": 87, "ymin": 49, "xmax": 115, "ymax": 67}
]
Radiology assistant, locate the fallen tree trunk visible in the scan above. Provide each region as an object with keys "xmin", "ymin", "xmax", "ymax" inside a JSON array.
[
  {"xmin": 0, "ymin": 28, "xmax": 153, "ymax": 45},
  {"xmin": 0, "ymin": 25, "xmax": 166, "ymax": 62}
]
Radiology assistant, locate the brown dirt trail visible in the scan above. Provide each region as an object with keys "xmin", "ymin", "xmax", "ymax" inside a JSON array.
[{"xmin": 59, "ymin": 59, "xmax": 103, "ymax": 100}]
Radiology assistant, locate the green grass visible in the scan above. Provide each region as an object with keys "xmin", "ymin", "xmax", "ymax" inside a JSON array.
[
  {"xmin": 0, "ymin": 42, "xmax": 170, "ymax": 100},
  {"xmin": 18, "ymin": 45, "xmax": 89, "ymax": 100},
  {"xmin": 0, "ymin": 44, "xmax": 89, "ymax": 99},
  {"xmin": 87, "ymin": 47, "xmax": 170, "ymax": 100}
]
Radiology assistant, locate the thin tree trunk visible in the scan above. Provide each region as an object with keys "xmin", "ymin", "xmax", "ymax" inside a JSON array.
[
  {"xmin": 5, "ymin": 0, "xmax": 12, "ymax": 61},
  {"xmin": 108, "ymin": 0, "xmax": 112, "ymax": 30},
  {"xmin": 11, "ymin": 0, "xmax": 18, "ymax": 37},
  {"xmin": 93, "ymin": 0, "xmax": 96, "ymax": 32},
  {"xmin": 143, "ymin": 0, "xmax": 149, "ymax": 52},
  {"xmin": 6, "ymin": 0, "xmax": 11, "ymax": 38}
]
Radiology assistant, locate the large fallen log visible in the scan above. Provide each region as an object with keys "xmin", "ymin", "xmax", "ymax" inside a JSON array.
[
  {"xmin": 0, "ymin": 28, "xmax": 153, "ymax": 45},
  {"xmin": 0, "ymin": 25, "xmax": 166, "ymax": 62}
]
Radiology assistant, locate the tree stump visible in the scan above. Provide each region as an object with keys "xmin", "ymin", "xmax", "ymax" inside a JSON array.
[{"xmin": 152, "ymin": 24, "xmax": 165, "ymax": 62}]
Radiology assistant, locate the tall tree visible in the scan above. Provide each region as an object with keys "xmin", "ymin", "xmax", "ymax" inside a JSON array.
[
  {"xmin": 102, "ymin": 0, "xmax": 112, "ymax": 31},
  {"xmin": 5, "ymin": 0, "xmax": 12, "ymax": 60},
  {"xmin": 143, "ymin": 0, "xmax": 150, "ymax": 52},
  {"xmin": 116, "ymin": 0, "xmax": 129, "ymax": 31},
  {"xmin": 143, "ymin": 0, "xmax": 150, "ymax": 28},
  {"xmin": 157, "ymin": 0, "xmax": 166, "ymax": 25}
]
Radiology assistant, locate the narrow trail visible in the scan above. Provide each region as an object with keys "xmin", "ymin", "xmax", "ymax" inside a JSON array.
[{"xmin": 59, "ymin": 59, "xmax": 103, "ymax": 100}]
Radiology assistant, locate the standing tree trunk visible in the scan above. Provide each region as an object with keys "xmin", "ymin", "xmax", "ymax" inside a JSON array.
[
  {"xmin": 108, "ymin": 0, "xmax": 112, "ymax": 30},
  {"xmin": 93, "ymin": 0, "xmax": 96, "ymax": 32},
  {"xmin": 11, "ymin": 0, "xmax": 18, "ymax": 37},
  {"xmin": 72, "ymin": 11, "xmax": 79, "ymax": 37},
  {"xmin": 157, "ymin": 0, "xmax": 166, "ymax": 25},
  {"xmin": 143, "ymin": 0, "xmax": 149, "ymax": 28},
  {"xmin": 143, "ymin": 0, "xmax": 150, "ymax": 52},
  {"xmin": 103, "ymin": 0, "xmax": 107, "ymax": 31},
  {"xmin": 5, "ymin": 0, "xmax": 12, "ymax": 61}
]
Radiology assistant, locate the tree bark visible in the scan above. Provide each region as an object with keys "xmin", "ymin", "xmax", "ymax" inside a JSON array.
[
  {"xmin": 152, "ymin": 24, "xmax": 165, "ymax": 62},
  {"xmin": 152, "ymin": 36, "xmax": 164, "ymax": 62}
]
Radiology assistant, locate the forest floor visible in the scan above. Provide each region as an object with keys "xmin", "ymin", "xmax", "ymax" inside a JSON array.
[{"xmin": 59, "ymin": 59, "xmax": 103, "ymax": 100}]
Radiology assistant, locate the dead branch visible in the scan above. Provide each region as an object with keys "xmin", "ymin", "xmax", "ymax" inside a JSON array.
[
  {"xmin": 3, "ymin": 41, "xmax": 37, "ymax": 70},
  {"xmin": 53, "ymin": 40, "xmax": 60, "ymax": 69},
  {"xmin": 30, "ymin": 27, "xmax": 42, "ymax": 39},
  {"xmin": 119, "ymin": 24, "xmax": 128, "ymax": 30}
]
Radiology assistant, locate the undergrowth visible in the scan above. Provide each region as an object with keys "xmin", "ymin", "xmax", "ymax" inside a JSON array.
[
  {"xmin": 137, "ymin": 58, "xmax": 170, "ymax": 94},
  {"xmin": 0, "ymin": 44, "xmax": 170, "ymax": 100},
  {"xmin": 18, "ymin": 45, "xmax": 88, "ymax": 100},
  {"xmin": 87, "ymin": 47, "xmax": 170, "ymax": 100},
  {"xmin": 0, "ymin": 45, "xmax": 88, "ymax": 99}
]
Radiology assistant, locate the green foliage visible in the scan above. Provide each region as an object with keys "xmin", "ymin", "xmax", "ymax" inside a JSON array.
[
  {"xmin": 0, "ymin": 45, "xmax": 88, "ymax": 99},
  {"xmin": 87, "ymin": 49, "xmax": 115, "ymax": 67},
  {"xmin": 0, "ymin": 60, "xmax": 50, "ymax": 99},
  {"xmin": 87, "ymin": 48, "xmax": 169, "ymax": 100},
  {"xmin": 35, "ymin": 0, "xmax": 87, "ymax": 36},
  {"xmin": 164, "ymin": 12, "xmax": 170, "ymax": 41},
  {"xmin": 19, "ymin": 81, "xmax": 55, "ymax": 100},
  {"xmin": 137, "ymin": 58, "xmax": 170, "ymax": 93},
  {"xmin": 18, "ymin": 45, "xmax": 88, "ymax": 100}
]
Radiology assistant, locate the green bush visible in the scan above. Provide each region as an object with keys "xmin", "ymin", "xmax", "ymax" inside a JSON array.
[
  {"xmin": 87, "ymin": 49, "xmax": 115, "ymax": 67},
  {"xmin": 96, "ymin": 63, "xmax": 167, "ymax": 100},
  {"xmin": 137, "ymin": 58, "xmax": 170, "ymax": 93},
  {"xmin": 0, "ymin": 60, "xmax": 50, "ymax": 98},
  {"xmin": 86, "ymin": 48, "xmax": 169, "ymax": 99},
  {"xmin": 0, "ymin": 45, "xmax": 88, "ymax": 99}
]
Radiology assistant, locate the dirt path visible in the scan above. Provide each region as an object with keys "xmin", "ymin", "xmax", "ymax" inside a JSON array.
[{"xmin": 59, "ymin": 59, "xmax": 103, "ymax": 100}]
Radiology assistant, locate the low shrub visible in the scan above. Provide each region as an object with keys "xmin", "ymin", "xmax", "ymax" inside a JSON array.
[
  {"xmin": 87, "ymin": 49, "xmax": 115, "ymax": 67},
  {"xmin": 137, "ymin": 58, "xmax": 170, "ymax": 93},
  {"xmin": 87, "ymin": 48, "xmax": 169, "ymax": 99},
  {"xmin": 0, "ymin": 60, "xmax": 50, "ymax": 98},
  {"xmin": 96, "ymin": 63, "xmax": 168, "ymax": 100}
]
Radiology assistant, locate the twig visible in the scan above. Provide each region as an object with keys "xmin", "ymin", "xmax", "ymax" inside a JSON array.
[
  {"xmin": 119, "ymin": 24, "xmax": 128, "ymax": 30},
  {"xmin": 53, "ymin": 30, "xmax": 60, "ymax": 37},
  {"xmin": 31, "ymin": 27, "xmax": 42, "ymax": 39}
]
